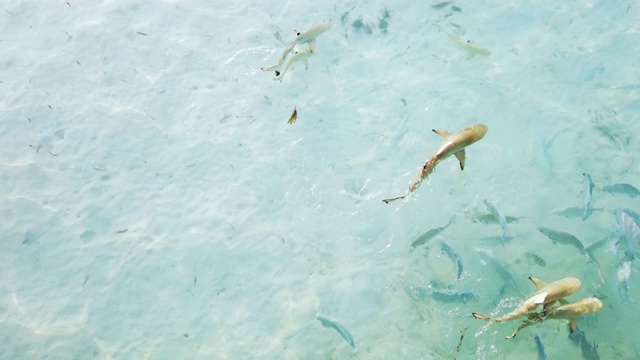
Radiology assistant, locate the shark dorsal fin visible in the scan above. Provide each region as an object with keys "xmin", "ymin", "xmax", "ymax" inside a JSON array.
[
  {"xmin": 454, "ymin": 150, "xmax": 466, "ymax": 170},
  {"xmin": 432, "ymin": 129, "xmax": 451, "ymax": 138},
  {"xmin": 529, "ymin": 276, "xmax": 548, "ymax": 289}
]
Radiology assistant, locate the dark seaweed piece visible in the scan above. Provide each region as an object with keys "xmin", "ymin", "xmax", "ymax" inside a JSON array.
[{"xmin": 352, "ymin": 17, "xmax": 373, "ymax": 34}]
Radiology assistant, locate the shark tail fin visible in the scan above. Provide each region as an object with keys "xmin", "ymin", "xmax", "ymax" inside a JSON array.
[{"xmin": 472, "ymin": 313, "xmax": 493, "ymax": 321}]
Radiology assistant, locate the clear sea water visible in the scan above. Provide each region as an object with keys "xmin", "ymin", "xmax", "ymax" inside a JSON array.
[{"xmin": 1, "ymin": 1, "xmax": 639, "ymax": 359}]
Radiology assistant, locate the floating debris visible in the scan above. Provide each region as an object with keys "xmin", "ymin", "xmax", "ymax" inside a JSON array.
[{"xmin": 287, "ymin": 106, "xmax": 297, "ymax": 124}]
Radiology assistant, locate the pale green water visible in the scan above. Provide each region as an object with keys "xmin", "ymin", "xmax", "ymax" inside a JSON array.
[{"xmin": 0, "ymin": 1, "xmax": 639, "ymax": 359}]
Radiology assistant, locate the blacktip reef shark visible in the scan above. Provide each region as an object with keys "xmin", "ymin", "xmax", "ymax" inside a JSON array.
[
  {"xmin": 261, "ymin": 22, "xmax": 331, "ymax": 72},
  {"xmin": 273, "ymin": 48, "xmax": 314, "ymax": 80},
  {"xmin": 435, "ymin": 25, "xmax": 491, "ymax": 57},
  {"xmin": 383, "ymin": 123, "xmax": 488, "ymax": 203},
  {"xmin": 472, "ymin": 277, "xmax": 581, "ymax": 323},
  {"xmin": 504, "ymin": 297, "xmax": 603, "ymax": 339}
]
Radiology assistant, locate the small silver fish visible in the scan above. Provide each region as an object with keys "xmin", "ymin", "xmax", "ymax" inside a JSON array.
[
  {"xmin": 537, "ymin": 227, "xmax": 585, "ymax": 253},
  {"xmin": 484, "ymin": 199, "xmax": 508, "ymax": 240},
  {"xmin": 581, "ymin": 173, "xmax": 595, "ymax": 221},
  {"xmin": 602, "ymin": 183, "xmax": 640, "ymax": 198},
  {"xmin": 472, "ymin": 213, "xmax": 521, "ymax": 225},
  {"xmin": 476, "ymin": 247, "xmax": 522, "ymax": 295},
  {"xmin": 552, "ymin": 207, "xmax": 604, "ymax": 219},
  {"xmin": 409, "ymin": 215, "xmax": 455, "ymax": 252},
  {"xmin": 316, "ymin": 313, "xmax": 355, "ymax": 348},
  {"xmin": 612, "ymin": 209, "xmax": 640, "ymax": 257},
  {"xmin": 439, "ymin": 238, "xmax": 464, "ymax": 281},
  {"xmin": 416, "ymin": 285, "xmax": 478, "ymax": 304}
]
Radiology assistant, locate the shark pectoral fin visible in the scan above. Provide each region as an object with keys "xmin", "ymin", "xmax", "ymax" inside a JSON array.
[
  {"xmin": 569, "ymin": 318, "xmax": 578, "ymax": 332},
  {"xmin": 432, "ymin": 129, "xmax": 452, "ymax": 138},
  {"xmin": 308, "ymin": 40, "xmax": 317, "ymax": 53},
  {"xmin": 455, "ymin": 150, "xmax": 466, "ymax": 170},
  {"xmin": 303, "ymin": 58, "xmax": 309, "ymax": 70},
  {"xmin": 542, "ymin": 301, "xmax": 557, "ymax": 314},
  {"xmin": 529, "ymin": 276, "xmax": 548, "ymax": 289}
]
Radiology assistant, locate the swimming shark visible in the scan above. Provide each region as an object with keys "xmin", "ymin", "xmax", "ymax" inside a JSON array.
[
  {"xmin": 273, "ymin": 48, "xmax": 314, "ymax": 80},
  {"xmin": 504, "ymin": 297, "xmax": 603, "ymax": 339},
  {"xmin": 472, "ymin": 277, "xmax": 582, "ymax": 323},
  {"xmin": 435, "ymin": 25, "xmax": 491, "ymax": 57},
  {"xmin": 261, "ymin": 22, "xmax": 331, "ymax": 72},
  {"xmin": 383, "ymin": 123, "xmax": 488, "ymax": 203}
]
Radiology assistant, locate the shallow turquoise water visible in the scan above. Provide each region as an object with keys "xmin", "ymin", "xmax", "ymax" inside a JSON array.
[{"xmin": 1, "ymin": 1, "xmax": 639, "ymax": 359}]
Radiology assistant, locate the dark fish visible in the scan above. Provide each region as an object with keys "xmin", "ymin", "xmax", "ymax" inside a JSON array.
[
  {"xmin": 525, "ymin": 251, "xmax": 547, "ymax": 267},
  {"xmin": 409, "ymin": 215, "xmax": 455, "ymax": 252},
  {"xmin": 431, "ymin": 1, "xmax": 452, "ymax": 9},
  {"xmin": 415, "ymin": 285, "xmax": 478, "ymax": 304},
  {"xmin": 612, "ymin": 209, "xmax": 640, "ymax": 256},
  {"xmin": 552, "ymin": 207, "xmax": 604, "ymax": 219},
  {"xmin": 316, "ymin": 313, "xmax": 355, "ymax": 348},
  {"xmin": 484, "ymin": 199, "xmax": 508, "ymax": 240},
  {"xmin": 439, "ymin": 238, "xmax": 464, "ymax": 281},
  {"xmin": 602, "ymin": 183, "xmax": 640, "ymax": 198},
  {"xmin": 534, "ymin": 335, "xmax": 547, "ymax": 360},
  {"xmin": 473, "ymin": 213, "xmax": 521, "ymax": 224},
  {"xmin": 569, "ymin": 328, "xmax": 600, "ymax": 360},
  {"xmin": 476, "ymin": 247, "xmax": 522, "ymax": 295},
  {"xmin": 582, "ymin": 173, "xmax": 595, "ymax": 221},
  {"xmin": 537, "ymin": 227, "xmax": 585, "ymax": 252}
]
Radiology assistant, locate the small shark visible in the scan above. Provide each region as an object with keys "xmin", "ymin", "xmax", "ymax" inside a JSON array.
[
  {"xmin": 505, "ymin": 297, "xmax": 603, "ymax": 339},
  {"xmin": 435, "ymin": 25, "xmax": 491, "ymax": 57},
  {"xmin": 383, "ymin": 123, "xmax": 488, "ymax": 203},
  {"xmin": 273, "ymin": 49, "xmax": 314, "ymax": 80},
  {"xmin": 261, "ymin": 22, "xmax": 331, "ymax": 72},
  {"xmin": 473, "ymin": 277, "xmax": 581, "ymax": 323}
]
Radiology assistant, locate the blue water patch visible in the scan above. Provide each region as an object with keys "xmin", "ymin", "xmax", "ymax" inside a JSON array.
[{"xmin": 1, "ymin": 0, "xmax": 639, "ymax": 358}]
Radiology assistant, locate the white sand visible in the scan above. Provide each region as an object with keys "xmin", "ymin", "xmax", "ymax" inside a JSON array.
[{"xmin": 1, "ymin": 1, "xmax": 639, "ymax": 358}]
